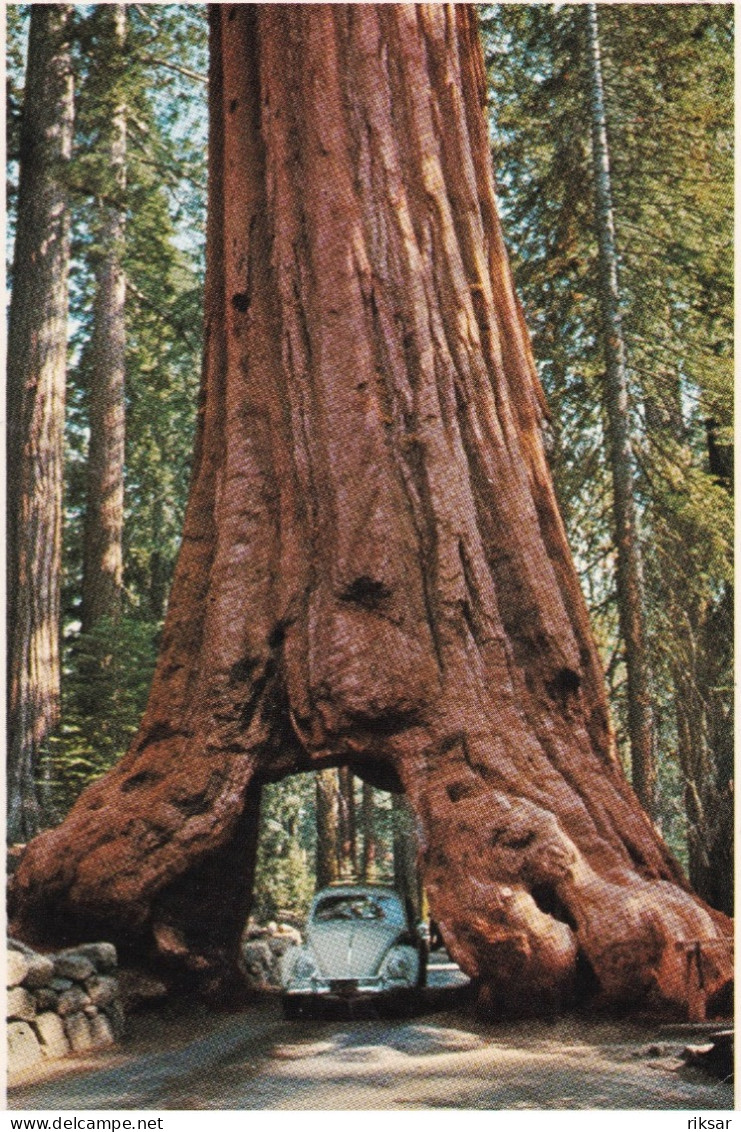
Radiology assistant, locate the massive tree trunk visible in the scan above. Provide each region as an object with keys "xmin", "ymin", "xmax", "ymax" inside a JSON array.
[
  {"xmin": 81, "ymin": 3, "xmax": 127, "ymax": 631},
  {"xmin": 585, "ymin": 4, "xmax": 656, "ymax": 816},
  {"xmin": 7, "ymin": 5, "xmax": 75, "ymax": 843},
  {"xmin": 11, "ymin": 5, "xmax": 731, "ymax": 1017}
]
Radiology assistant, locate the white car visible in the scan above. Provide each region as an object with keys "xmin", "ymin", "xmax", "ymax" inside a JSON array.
[{"xmin": 280, "ymin": 884, "xmax": 427, "ymax": 1017}]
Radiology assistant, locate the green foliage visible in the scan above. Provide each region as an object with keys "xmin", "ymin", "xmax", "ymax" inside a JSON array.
[
  {"xmin": 44, "ymin": 617, "xmax": 160, "ymax": 817},
  {"xmin": 482, "ymin": 5, "xmax": 733, "ymax": 873},
  {"xmin": 252, "ymin": 778, "xmax": 317, "ymax": 922}
]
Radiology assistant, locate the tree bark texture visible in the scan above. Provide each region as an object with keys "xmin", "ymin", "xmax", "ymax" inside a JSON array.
[
  {"xmin": 361, "ymin": 782, "xmax": 377, "ymax": 882},
  {"xmin": 315, "ymin": 768, "xmax": 340, "ymax": 890},
  {"xmin": 586, "ymin": 3, "xmax": 656, "ymax": 817},
  {"xmin": 7, "ymin": 5, "xmax": 74, "ymax": 843},
  {"xmin": 11, "ymin": 5, "xmax": 732, "ymax": 1016},
  {"xmin": 337, "ymin": 767, "xmax": 358, "ymax": 878},
  {"xmin": 81, "ymin": 3, "xmax": 127, "ymax": 631}
]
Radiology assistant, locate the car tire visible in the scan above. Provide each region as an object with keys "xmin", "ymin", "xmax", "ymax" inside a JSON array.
[{"xmin": 281, "ymin": 994, "xmax": 305, "ymax": 1020}]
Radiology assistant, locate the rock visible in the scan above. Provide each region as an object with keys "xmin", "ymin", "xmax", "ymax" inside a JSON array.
[
  {"xmin": 277, "ymin": 924, "xmax": 302, "ymax": 945},
  {"xmin": 57, "ymin": 985, "xmax": 91, "ymax": 1017},
  {"xmin": 118, "ymin": 968, "xmax": 168, "ymax": 1010},
  {"xmin": 50, "ymin": 977, "xmax": 74, "ymax": 992},
  {"xmin": 83, "ymin": 1003, "xmax": 98, "ymax": 1017},
  {"xmin": 55, "ymin": 953, "xmax": 95, "ymax": 981},
  {"xmin": 104, "ymin": 999, "xmax": 126, "ymax": 1038},
  {"xmin": 242, "ymin": 939, "xmax": 274, "ymax": 986},
  {"xmin": 34, "ymin": 987, "xmax": 59, "ymax": 1012},
  {"xmin": 86, "ymin": 974, "xmax": 118, "ymax": 1008},
  {"xmin": 8, "ymin": 950, "xmax": 30, "ymax": 988},
  {"xmin": 64, "ymin": 1012, "xmax": 94, "ymax": 1053},
  {"xmin": 8, "ymin": 986, "xmax": 36, "ymax": 1022},
  {"xmin": 65, "ymin": 943, "xmax": 118, "ymax": 974},
  {"xmin": 89, "ymin": 1013, "xmax": 115, "ymax": 1049},
  {"xmin": 23, "ymin": 953, "xmax": 56, "ymax": 988},
  {"xmin": 35, "ymin": 1012, "xmax": 70, "ymax": 1059},
  {"xmin": 8, "ymin": 938, "xmax": 36, "ymax": 956},
  {"xmin": 8, "ymin": 1022, "xmax": 42, "ymax": 1075}
]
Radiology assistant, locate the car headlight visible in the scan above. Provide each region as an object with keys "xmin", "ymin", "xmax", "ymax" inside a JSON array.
[
  {"xmin": 382, "ymin": 949, "xmax": 415, "ymax": 981},
  {"xmin": 293, "ymin": 949, "xmax": 319, "ymax": 980}
]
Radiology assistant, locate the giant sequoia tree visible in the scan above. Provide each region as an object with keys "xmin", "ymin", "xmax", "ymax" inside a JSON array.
[
  {"xmin": 11, "ymin": 6, "xmax": 732, "ymax": 1016},
  {"xmin": 7, "ymin": 5, "xmax": 74, "ymax": 842}
]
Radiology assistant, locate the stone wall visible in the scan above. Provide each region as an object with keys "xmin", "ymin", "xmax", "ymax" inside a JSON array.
[
  {"xmin": 7, "ymin": 938, "xmax": 124, "ymax": 1077},
  {"xmin": 241, "ymin": 921, "xmax": 301, "ymax": 989}
]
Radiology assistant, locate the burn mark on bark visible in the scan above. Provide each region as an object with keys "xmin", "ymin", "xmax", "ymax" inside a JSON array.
[
  {"xmin": 340, "ymin": 575, "xmax": 391, "ymax": 611},
  {"xmin": 530, "ymin": 882, "xmax": 578, "ymax": 931},
  {"xmin": 228, "ymin": 655, "xmax": 260, "ymax": 685},
  {"xmin": 231, "ymin": 292, "xmax": 249, "ymax": 313},
  {"xmin": 446, "ymin": 779, "xmax": 477, "ymax": 803},
  {"xmin": 546, "ymin": 666, "xmax": 582, "ymax": 708},
  {"xmin": 120, "ymin": 769, "xmax": 163, "ymax": 794}
]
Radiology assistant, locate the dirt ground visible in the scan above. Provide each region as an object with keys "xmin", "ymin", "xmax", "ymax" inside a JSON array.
[{"xmin": 8, "ymin": 995, "xmax": 734, "ymax": 1110}]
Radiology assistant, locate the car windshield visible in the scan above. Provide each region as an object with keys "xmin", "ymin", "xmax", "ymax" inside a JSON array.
[{"xmin": 313, "ymin": 892, "xmax": 406, "ymax": 926}]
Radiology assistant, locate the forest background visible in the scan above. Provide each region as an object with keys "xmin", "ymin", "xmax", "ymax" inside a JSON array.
[{"xmin": 5, "ymin": 3, "xmax": 733, "ymax": 924}]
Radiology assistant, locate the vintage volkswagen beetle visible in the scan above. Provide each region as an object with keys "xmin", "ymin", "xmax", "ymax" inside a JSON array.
[{"xmin": 280, "ymin": 884, "xmax": 426, "ymax": 1017}]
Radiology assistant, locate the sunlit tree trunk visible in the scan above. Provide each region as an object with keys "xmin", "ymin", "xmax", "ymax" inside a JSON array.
[
  {"xmin": 361, "ymin": 782, "xmax": 377, "ymax": 883},
  {"xmin": 7, "ymin": 5, "xmax": 74, "ymax": 843},
  {"xmin": 393, "ymin": 793, "xmax": 421, "ymax": 922},
  {"xmin": 337, "ymin": 767, "xmax": 357, "ymax": 879},
  {"xmin": 12, "ymin": 5, "xmax": 731, "ymax": 1016},
  {"xmin": 586, "ymin": 3, "xmax": 655, "ymax": 816},
  {"xmin": 81, "ymin": 3, "xmax": 127, "ymax": 631},
  {"xmin": 315, "ymin": 768, "xmax": 340, "ymax": 890}
]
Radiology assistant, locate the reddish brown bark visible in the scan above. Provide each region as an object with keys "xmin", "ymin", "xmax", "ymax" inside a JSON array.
[
  {"xmin": 7, "ymin": 5, "xmax": 74, "ymax": 842},
  {"xmin": 81, "ymin": 4, "xmax": 127, "ymax": 632},
  {"xmin": 11, "ymin": 5, "xmax": 732, "ymax": 1016}
]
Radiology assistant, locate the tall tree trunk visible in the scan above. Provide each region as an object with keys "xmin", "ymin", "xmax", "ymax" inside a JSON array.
[
  {"xmin": 81, "ymin": 3, "xmax": 127, "ymax": 631},
  {"xmin": 393, "ymin": 793, "xmax": 421, "ymax": 923},
  {"xmin": 586, "ymin": 4, "xmax": 655, "ymax": 816},
  {"xmin": 11, "ymin": 6, "xmax": 731, "ymax": 1017},
  {"xmin": 7, "ymin": 5, "xmax": 74, "ymax": 843},
  {"xmin": 361, "ymin": 782, "xmax": 377, "ymax": 883},
  {"xmin": 315, "ymin": 768, "xmax": 340, "ymax": 891},
  {"xmin": 337, "ymin": 767, "xmax": 357, "ymax": 878}
]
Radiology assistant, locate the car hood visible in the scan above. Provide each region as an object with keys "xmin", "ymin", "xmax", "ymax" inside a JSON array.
[{"xmin": 306, "ymin": 920, "xmax": 402, "ymax": 979}]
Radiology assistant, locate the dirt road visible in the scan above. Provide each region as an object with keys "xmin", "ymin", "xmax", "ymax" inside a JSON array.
[{"xmin": 8, "ymin": 959, "xmax": 733, "ymax": 1110}]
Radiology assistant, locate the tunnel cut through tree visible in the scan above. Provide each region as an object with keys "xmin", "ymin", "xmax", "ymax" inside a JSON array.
[{"xmin": 11, "ymin": 5, "xmax": 732, "ymax": 1017}]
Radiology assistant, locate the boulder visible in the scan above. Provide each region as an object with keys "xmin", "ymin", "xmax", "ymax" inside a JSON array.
[
  {"xmin": 8, "ymin": 986, "xmax": 36, "ymax": 1022},
  {"xmin": 50, "ymin": 977, "xmax": 74, "ymax": 992},
  {"xmin": 34, "ymin": 987, "xmax": 59, "ymax": 1012},
  {"xmin": 8, "ymin": 938, "xmax": 35, "ymax": 955},
  {"xmin": 241, "ymin": 939, "xmax": 274, "ymax": 986},
  {"xmin": 57, "ymin": 985, "xmax": 91, "ymax": 1017},
  {"xmin": 8, "ymin": 950, "xmax": 30, "ymax": 988},
  {"xmin": 64, "ymin": 1012, "xmax": 94, "ymax": 1053},
  {"xmin": 35, "ymin": 1012, "xmax": 70, "ymax": 1059},
  {"xmin": 86, "ymin": 974, "xmax": 118, "ymax": 1008},
  {"xmin": 63, "ymin": 943, "xmax": 117, "ymax": 974},
  {"xmin": 118, "ymin": 968, "xmax": 168, "ymax": 1010},
  {"xmin": 55, "ymin": 953, "xmax": 95, "ymax": 981},
  {"xmin": 24, "ymin": 953, "xmax": 56, "ymax": 988},
  {"xmin": 89, "ymin": 1012, "xmax": 115, "ymax": 1049},
  {"xmin": 8, "ymin": 1021, "xmax": 42, "ymax": 1075},
  {"xmin": 104, "ymin": 999, "xmax": 126, "ymax": 1038}
]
